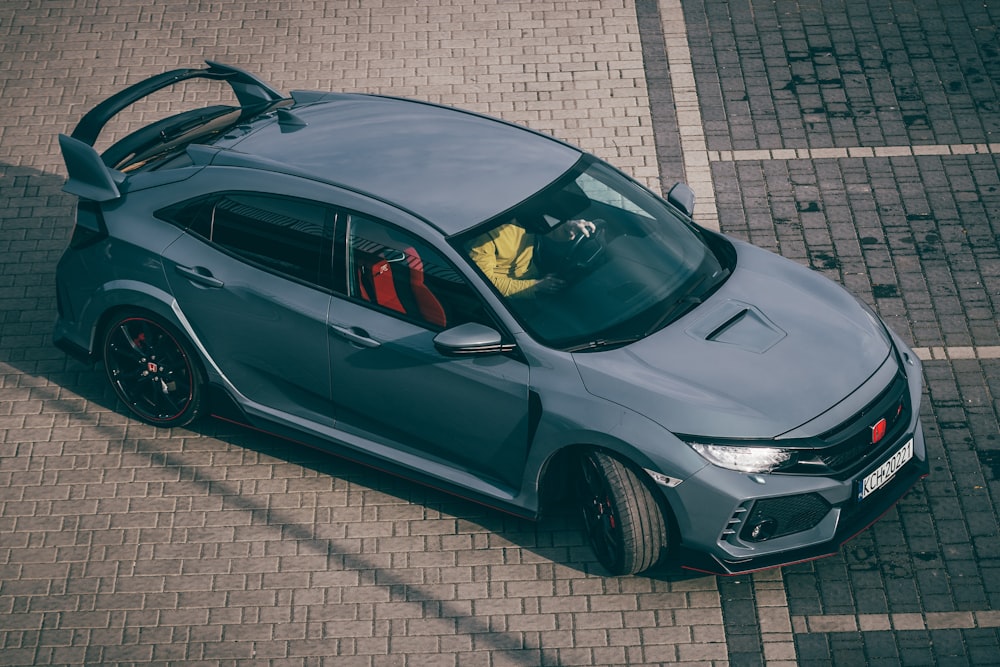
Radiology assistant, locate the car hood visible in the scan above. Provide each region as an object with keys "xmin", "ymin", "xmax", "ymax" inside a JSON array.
[{"xmin": 573, "ymin": 240, "xmax": 893, "ymax": 439}]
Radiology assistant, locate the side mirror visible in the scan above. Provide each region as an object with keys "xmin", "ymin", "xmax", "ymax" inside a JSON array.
[
  {"xmin": 433, "ymin": 323, "xmax": 515, "ymax": 356},
  {"xmin": 667, "ymin": 182, "xmax": 695, "ymax": 218}
]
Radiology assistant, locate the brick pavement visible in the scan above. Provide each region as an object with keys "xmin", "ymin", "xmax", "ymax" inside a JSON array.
[
  {"xmin": 0, "ymin": 1, "xmax": 725, "ymax": 666},
  {"xmin": 2, "ymin": 0, "xmax": 1000, "ymax": 665},
  {"xmin": 683, "ymin": 0, "xmax": 1000, "ymax": 664}
]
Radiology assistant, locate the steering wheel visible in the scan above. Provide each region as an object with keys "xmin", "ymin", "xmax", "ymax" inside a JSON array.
[{"xmin": 561, "ymin": 222, "xmax": 606, "ymax": 276}]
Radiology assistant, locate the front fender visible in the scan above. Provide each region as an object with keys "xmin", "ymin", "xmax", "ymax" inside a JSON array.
[{"xmin": 512, "ymin": 382, "xmax": 710, "ymax": 518}]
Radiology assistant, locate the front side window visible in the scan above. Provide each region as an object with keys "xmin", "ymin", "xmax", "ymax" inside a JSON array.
[
  {"xmin": 161, "ymin": 193, "xmax": 332, "ymax": 286},
  {"xmin": 344, "ymin": 214, "xmax": 492, "ymax": 330},
  {"xmin": 456, "ymin": 159, "xmax": 732, "ymax": 350}
]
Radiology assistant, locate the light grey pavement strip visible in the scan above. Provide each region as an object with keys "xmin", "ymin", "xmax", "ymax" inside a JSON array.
[
  {"xmin": 747, "ymin": 571, "xmax": 797, "ymax": 667},
  {"xmin": 914, "ymin": 346, "xmax": 1000, "ymax": 361},
  {"xmin": 712, "ymin": 143, "xmax": 1000, "ymax": 162},
  {"xmin": 657, "ymin": 0, "xmax": 720, "ymax": 232},
  {"xmin": 653, "ymin": 0, "xmax": 998, "ymax": 664},
  {"xmin": 792, "ymin": 610, "xmax": 1000, "ymax": 633}
]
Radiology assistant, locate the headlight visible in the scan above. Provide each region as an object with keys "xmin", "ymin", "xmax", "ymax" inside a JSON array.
[{"xmin": 690, "ymin": 443, "xmax": 794, "ymax": 473}]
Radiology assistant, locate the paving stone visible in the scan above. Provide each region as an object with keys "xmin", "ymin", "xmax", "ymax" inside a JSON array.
[
  {"xmin": 0, "ymin": 2, "xmax": 743, "ymax": 664},
  {"xmin": 688, "ymin": 0, "xmax": 999, "ymax": 663},
  {"xmin": 4, "ymin": 0, "xmax": 1000, "ymax": 664}
]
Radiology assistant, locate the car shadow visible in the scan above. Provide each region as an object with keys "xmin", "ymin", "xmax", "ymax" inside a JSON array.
[
  {"xmin": 57, "ymin": 349, "xmax": 705, "ymax": 585},
  {"xmin": 0, "ymin": 162, "xmax": 707, "ymax": 604}
]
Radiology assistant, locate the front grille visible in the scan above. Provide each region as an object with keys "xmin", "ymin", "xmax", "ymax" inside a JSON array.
[{"xmin": 780, "ymin": 371, "xmax": 912, "ymax": 478}]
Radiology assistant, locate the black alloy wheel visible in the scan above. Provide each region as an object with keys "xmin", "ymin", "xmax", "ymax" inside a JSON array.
[
  {"xmin": 103, "ymin": 314, "xmax": 204, "ymax": 427},
  {"xmin": 579, "ymin": 449, "xmax": 669, "ymax": 576}
]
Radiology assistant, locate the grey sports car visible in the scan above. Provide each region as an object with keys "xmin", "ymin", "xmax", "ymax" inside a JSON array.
[{"xmin": 54, "ymin": 61, "xmax": 927, "ymax": 575}]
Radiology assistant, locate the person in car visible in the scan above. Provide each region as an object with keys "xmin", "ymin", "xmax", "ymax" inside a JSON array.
[{"xmin": 468, "ymin": 218, "xmax": 596, "ymax": 296}]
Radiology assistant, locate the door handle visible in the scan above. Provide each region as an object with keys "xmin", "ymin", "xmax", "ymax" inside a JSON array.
[
  {"xmin": 175, "ymin": 264, "xmax": 224, "ymax": 288},
  {"xmin": 329, "ymin": 324, "xmax": 381, "ymax": 349}
]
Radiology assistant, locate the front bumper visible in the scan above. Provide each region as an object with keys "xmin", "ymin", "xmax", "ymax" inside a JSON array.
[{"xmin": 667, "ymin": 421, "xmax": 928, "ymax": 576}]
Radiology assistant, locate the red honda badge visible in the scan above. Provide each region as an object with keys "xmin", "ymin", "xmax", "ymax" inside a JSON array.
[{"xmin": 871, "ymin": 418, "xmax": 887, "ymax": 444}]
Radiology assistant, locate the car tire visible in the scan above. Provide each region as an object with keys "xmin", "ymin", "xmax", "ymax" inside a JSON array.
[
  {"xmin": 578, "ymin": 449, "xmax": 669, "ymax": 575},
  {"xmin": 102, "ymin": 313, "xmax": 205, "ymax": 428}
]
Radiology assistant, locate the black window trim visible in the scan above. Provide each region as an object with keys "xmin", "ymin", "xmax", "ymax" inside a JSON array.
[
  {"xmin": 155, "ymin": 191, "xmax": 337, "ymax": 292},
  {"xmin": 336, "ymin": 210, "xmax": 512, "ymax": 339}
]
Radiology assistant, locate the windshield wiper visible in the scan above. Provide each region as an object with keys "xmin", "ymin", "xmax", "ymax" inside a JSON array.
[
  {"xmin": 643, "ymin": 295, "xmax": 702, "ymax": 337},
  {"xmin": 644, "ymin": 267, "xmax": 731, "ymax": 336},
  {"xmin": 564, "ymin": 336, "xmax": 645, "ymax": 353},
  {"xmin": 565, "ymin": 268, "xmax": 731, "ymax": 353}
]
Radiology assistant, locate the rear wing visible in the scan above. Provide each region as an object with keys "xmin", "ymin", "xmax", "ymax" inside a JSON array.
[
  {"xmin": 60, "ymin": 61, "xmax": 286, "ymax": 202},
  {"xmin": 69, "ymin": 60, "xmax": 284, "ymax": 146}
]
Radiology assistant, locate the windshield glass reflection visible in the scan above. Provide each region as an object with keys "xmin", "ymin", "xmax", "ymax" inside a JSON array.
[{"xmin": 457, "ymin": 159, "xmax": 730, "ymax": 349}]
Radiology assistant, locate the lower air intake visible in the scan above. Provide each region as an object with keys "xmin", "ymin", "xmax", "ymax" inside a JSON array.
[{"xmin": 739, "ymin": 493, "xmax": 830, "ymax": 542}]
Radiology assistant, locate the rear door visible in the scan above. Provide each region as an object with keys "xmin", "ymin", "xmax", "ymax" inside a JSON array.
[{"xmin": 160, "ymin": 192, "xmax": 335, "ymax": 423}]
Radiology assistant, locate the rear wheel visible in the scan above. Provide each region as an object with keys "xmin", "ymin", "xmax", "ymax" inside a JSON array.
[
  {"xmin": 103, "ymin": 314, "xmax": 204, "ymax": 427},
  {"xmin": 578, "ymin": 449, "xmax": 669, "ymax": 575}
]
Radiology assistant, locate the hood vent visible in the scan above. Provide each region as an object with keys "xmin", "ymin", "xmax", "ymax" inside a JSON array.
[{"xmin": 687, "ymin": 300, "xmax": 787, "ymax": 354}]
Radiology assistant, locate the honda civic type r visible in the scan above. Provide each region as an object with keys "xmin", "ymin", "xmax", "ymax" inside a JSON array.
[{"xmin": 54, "ymin": 62, "xmax": 928, "ymax": 575}]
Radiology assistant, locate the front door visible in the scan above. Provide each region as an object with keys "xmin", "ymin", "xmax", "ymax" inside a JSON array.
[{"xmin": 327, "ymin": 213, "xmax": 532, "ymax": 487}]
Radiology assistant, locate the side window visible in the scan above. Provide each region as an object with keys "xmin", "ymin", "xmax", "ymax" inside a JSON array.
[
  {"xmin": 162, "ymin": 193, "xmax": 332, "ymax": 286},
  {"xmin": 345, "ymin": 214, "xmax": 492, "ymax": 330}
]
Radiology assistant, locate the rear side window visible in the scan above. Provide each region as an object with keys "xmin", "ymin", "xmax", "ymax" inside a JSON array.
[{"xmin": 159, "ymin": 193, "xmax": 333, "ymax": 286}]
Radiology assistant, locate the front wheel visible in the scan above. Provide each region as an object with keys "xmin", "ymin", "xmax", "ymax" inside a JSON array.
[
  {"xmin": 103, "ymin": 313, "xmax": 205, "ymax": 427},
  {"xmin": 578, "ymin": 450, "xmax": 669, "ymax": 575}
]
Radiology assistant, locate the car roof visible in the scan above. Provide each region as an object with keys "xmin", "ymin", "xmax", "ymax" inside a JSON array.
[{"xmin": 218, "ymin": 93, "xmax": 582, "ymax": 236}]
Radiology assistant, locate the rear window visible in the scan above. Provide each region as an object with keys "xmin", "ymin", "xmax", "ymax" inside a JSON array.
[
  {"xmin": 106, "ymin": 106, "xmax": 242, "ymax": 173},
  {"xmin": 156, "ymin": 192, "xmax": 334, "ymax": 287}
]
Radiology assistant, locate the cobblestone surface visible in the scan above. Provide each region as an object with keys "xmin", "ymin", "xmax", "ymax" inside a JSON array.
[
  {"xmin": 1, "ymin": 0, "xmax": 998, "ymax": 665},
  {"xmin": 0, "ymin": 2, "xmax": 710, "ymax": 666},
  {"xmin": 685, "ymin": 0, "xmax": 1000, "ymax": 665}
]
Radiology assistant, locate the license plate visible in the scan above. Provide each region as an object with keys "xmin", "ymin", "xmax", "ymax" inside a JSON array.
[{"xmin": 857, "ymin": 438, "xmax": 913, "ymax": 502}]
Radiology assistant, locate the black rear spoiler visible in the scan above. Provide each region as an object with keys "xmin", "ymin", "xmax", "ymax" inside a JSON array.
[
  {"xmin": 60, "ymin": 61, "xmax": 285, "ymax": 202},
  {"xmin": 69, "ymin": 60, "xmax": 285, "ymax": 146}
]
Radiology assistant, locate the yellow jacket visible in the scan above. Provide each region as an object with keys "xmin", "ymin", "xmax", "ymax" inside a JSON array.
[{"xmin": 468, "ymin": 223, "xmax": 541, "ymax": 296}]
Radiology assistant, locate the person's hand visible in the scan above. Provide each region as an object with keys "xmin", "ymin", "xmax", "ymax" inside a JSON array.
[
  {"xmin": 534, "ymin": 274, "xmax": 566, "ymax": 293},
  {"xmin": 551, "ymin": 218, "xmax": 596, "ymax": 242},
  {"xmin": 570, "ymin": 219, "xmax": 597, "ymax": 239}
]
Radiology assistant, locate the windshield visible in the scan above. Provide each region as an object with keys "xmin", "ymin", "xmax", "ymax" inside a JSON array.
[{"xmin": 457, "ymin": 159, "xmax": 731, "ymax": 350}]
